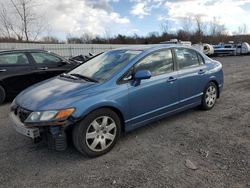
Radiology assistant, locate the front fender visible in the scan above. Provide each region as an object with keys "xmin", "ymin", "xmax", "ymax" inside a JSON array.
[
  {"xmin": 75, "ymin": 101, "xmax": 126, "ymax": 120},
  {"xmin": 71, "ymin": 84, "xmax": 129, "ymax": 122}
]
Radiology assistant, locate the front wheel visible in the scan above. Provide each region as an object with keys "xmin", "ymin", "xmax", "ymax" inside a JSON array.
[
  {"xmin": 73, "ymin": 108, "xmax": 121, "ymax": 157},
  {"xmin": 201, "ymin": 82, "xmax": 218, "ymax": 110}
]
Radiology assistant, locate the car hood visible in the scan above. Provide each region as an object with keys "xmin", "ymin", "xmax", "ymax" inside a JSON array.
[{"xmin": 15, "ymin": 77, "xmax": 99, "ymax": 111}]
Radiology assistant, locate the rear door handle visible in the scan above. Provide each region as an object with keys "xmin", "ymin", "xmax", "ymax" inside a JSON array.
[
  {"xmin": 167, "ymin": 76, "xmax": 177, "ymax": 83},
  {"xmin": 38, "ymin": 67, "xmax": 48, "ymax": 70},
  {"xmin": 198, "ymin": 69, "xmax": 206, "ymax": 75},
  {"xmin": 0, "ymin": 69, "xmax": 7, "ymax": 72}
]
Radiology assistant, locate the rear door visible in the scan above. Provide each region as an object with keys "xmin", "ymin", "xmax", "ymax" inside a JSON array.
[
  {"xmin": 29, "ymin": 52, "xmax": 74, "ymax": 83},
  {"xmin": 0, "ymin": 52, "xmax": 35, "ymax": 95},
  {"xmin": 175, "ymin": 48, "xmax": 207, "ymax": 105}
]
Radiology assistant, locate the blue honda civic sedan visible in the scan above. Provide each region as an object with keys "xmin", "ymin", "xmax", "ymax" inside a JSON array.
[{"xmin": 10, "ymin": 45, "xmax": 223, "ymax": 157}]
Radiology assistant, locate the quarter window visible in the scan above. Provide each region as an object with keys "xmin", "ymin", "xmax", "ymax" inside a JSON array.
[
  {"xmin": 134, "ymin": 50, "xmax": 173, "ymax": 77},
  {"xmin": 175, "ymin": 48, "xmax": 200, "ymax": 69},
  {"xmin": 197, "ymin": 54, "xmax": 204, "ymax": 64},
  {"xmin": 0, "ymin": 53, "xmax": 29, "ymax": 65},
  {"xmin": 31, "ymin": 52, "xmax": 61, "ymax": 64}
]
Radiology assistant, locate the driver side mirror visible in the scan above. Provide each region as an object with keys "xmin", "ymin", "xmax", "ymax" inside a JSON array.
[
  {"xmin": 134, "ymin": 70, "xmax": 151, "ymax": 80},
  {"xmin": 57, "ymin": 60, "xmax": 68, "ymax": 67},
  {"xmin": 133, "ymin": 70, "xmax": 151, "ymax": 86},
  {"xmin": 61, "ymin": 60, "xmax": 68, "ymax": 65}
]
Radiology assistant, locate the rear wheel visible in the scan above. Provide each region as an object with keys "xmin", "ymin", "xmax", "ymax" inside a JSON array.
[
  {"xmin": 0, "ymin": 85, "xmax": 6, "ymax": 104},
  {"xmin": 201, "ymin": 82, "xmax": 217, "ymax": 110},
  {"xmin": 73, "ymin": 108, "xmax": 121, "ymax": 157}
]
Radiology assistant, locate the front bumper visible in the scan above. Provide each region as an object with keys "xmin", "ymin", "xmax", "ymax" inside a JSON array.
[
  {"xmin": 9, "ymin": 112, "xmax": 69, "ymax": 151},
  {"xmin": 9, "ymin": 112, "xmax": 40, "ymax": 139}
]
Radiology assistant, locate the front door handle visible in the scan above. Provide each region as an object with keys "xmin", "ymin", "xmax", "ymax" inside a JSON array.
[
  {"xmin": 0, "ymin": 69, "xmax": 6, "ymax": 72},
  {"xmin": 38, "ymin": 67, "xmax": 48, "ymax": 70},
  {"xmin": 198, "ymin": 69, "xmax": 206, "ymax": 75},
  {"xmin": 167, "ymin": 76, "xmax": 177, "ymax": 83}
]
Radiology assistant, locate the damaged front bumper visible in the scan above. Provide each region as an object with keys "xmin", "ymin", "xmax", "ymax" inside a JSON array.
[
  {"xmin": 9, "ymin": 111, "xmax": 70, "ymax": 151},
  {"xmin": 10, "ymin": 112, "xmax": 41, "ymax": 139}
]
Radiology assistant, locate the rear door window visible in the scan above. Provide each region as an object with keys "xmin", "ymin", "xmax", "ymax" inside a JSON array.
[
  {"xmin": 0, "ymin": 53, "xmax": 29, "ymax": 65},
  {"xmin": 175, "ymin": 48, "xmax": 200, "ymax": 69}
]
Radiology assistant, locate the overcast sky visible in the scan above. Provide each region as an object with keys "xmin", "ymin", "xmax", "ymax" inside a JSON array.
[{"xmin": 4, "ymin": 0, "xmax": 250, "ymax": 39}]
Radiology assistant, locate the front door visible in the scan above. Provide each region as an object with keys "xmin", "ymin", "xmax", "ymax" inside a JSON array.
[
  {"xmin": 127, "ymin": 49, "xmax": 179, "ymax": 126},
  {"xmin": 29, "ymin": 52, "xmax": 72, "ymax": 83}
]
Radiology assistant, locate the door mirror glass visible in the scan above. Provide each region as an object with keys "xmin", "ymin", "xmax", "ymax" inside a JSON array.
[{"xmin": 134, "ymin": 70, "xmax": 151, "ymax": 80}]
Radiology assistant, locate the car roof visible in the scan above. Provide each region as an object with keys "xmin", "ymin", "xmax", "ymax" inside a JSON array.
[
  {"xmin": 0, "ymin": 49, "xmax": 49, "ymax": 53},
  {"xmin": 112, "ymin": 44, "xmax": 195, "ymax": 52}
]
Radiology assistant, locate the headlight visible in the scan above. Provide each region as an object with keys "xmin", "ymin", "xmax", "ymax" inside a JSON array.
[{"xmin": 25, "ymin": 108, "xmax": 75, "ymax": 123}]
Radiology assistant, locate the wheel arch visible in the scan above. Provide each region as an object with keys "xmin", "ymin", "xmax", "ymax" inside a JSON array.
[
  {"xmin": 102, "ymin": 106, "xmax": 125, "ymax": 132},
  {"xmin": 75, "ymin": 104, "xmax": 126, "ymax": 132}
]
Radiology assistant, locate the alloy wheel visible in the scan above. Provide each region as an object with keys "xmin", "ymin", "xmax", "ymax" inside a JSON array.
[
  {"xmin": 86, "ymin": 116, "xmax": 117, "ymax": 152},
  {"xmin": 205, "ymin": 85, "xmax": 217, "ymax": 108}
]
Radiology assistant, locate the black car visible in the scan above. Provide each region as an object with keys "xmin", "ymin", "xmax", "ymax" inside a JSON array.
[{"xmin": 0, "ymin": 49, "xmax": 79, "ymax": 104}]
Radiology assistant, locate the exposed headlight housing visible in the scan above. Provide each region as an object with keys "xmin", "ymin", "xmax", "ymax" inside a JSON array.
[{"xmin": 25, "ymin": 108, "xmax": 75, "ymax": 123}]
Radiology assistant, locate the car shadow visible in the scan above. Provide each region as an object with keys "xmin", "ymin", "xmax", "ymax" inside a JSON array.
[
  {"xmin": 28, "ymin": 107, "xmax": 201, "ymax": 161},
  {"xmin": 3, "ymin": 101, "xmax": 205, "ymax": 162},
  {"xmin": 120, "ymin": 108, "xmax": 198, "ymax": 139}
]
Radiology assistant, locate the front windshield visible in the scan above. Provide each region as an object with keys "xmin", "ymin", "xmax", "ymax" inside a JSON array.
[{"xmin": 69, "ymin": 50, "xmax": 142, "ymax": 82}]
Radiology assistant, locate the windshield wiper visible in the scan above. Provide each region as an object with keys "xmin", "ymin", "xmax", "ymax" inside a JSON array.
[
  {"xmin": 60, "ymin": 73, "xmax": 79, "ymax": 80},
  {"xmin": 70, "ymin": 73, "xmax": 99, "ymax": 83}
]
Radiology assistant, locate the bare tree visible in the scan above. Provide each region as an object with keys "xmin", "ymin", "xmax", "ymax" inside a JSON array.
[
  {"xmin": 195, "ymin": 15, "xmax": 205, "ymax": 34},
  {"xmin": 104, "ymin": 28, "xmax": 112, "ymax": 44},
  {"xmin": 42, "ymin": 36, "xmax": 60, "ymax": 43},
  {"xmin": 160, "ymin": 20, "xmax": 173, "ymax": 34},
  {"xmin": 133, "ymin": 33, "xmax": 139, "ymax": 44},
  {"xmin": 194, "ymin": 15, "xmax": 207, "ymax": 42},
  {"xmin": 238, "ymin": 24, "xmax": 248, "ymax": 35},
  {"xmin": 0, "ymin": 3, "xmax": 24, "ymax": 40},
  {"xmin": 81, "ymin": 33, "xmax": 93, "ymax": 44},
  {"xmin": 181, "ymin": 16, "xmax": 193, "ymax": 34},
  {"xmin": 210, "ymin": 17, "xmax": 219, "ymax": 36},
  {"xmin": 0, "ymin": 0, "xmax": 47, "ymax": 41},
  {"xmin": 209, "ymin": 17, "xmax": 226, "ymax": 36},
  {"xmin": 0, "ymin": 4, "xmax": 11, "ymax": 38},
  {"xmin": 180, "ymin": 16, "xmax": 193, "ymax": 40}
]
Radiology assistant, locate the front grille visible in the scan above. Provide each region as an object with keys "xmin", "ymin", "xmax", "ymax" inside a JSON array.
[{"xmin": 13, "ymin": 105, "xmax": 32, "ymax": 123}]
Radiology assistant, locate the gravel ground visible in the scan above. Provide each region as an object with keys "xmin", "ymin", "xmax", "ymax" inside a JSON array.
[{"xmin": 0, "ymin": 56, "xmax": 249, "ymax": 188}]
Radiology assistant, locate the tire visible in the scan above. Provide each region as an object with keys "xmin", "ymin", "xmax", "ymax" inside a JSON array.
[
  {"xmin": 73, "ymin": 108, "xmax": 121, "ymax": 157},
  {"xmin": 0, "ymin": 85, "xmax": 6, "ymax": 105},
  {"xmin": 201, "ymin": 82, "xmax": 218, "ymax": 110}
]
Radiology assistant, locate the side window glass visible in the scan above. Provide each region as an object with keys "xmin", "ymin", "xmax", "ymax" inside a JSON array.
[
  {"xmin": 134, "ymin": 49, "xmax": 173, "ymax": 77},
  {"xmin": 175, "ymin": 48, "xmax": 200, "ymax": 69},
  {"xmin": 0, "ymin": 53, "xmax": 29, "ymax": 65},
  {"xmin": 31, "ymin": 53, "xmax": 61, "ymax": 64},
  {"xmin": 197, "ymin": 53, "xmax": 204, "ymax": 64}
]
